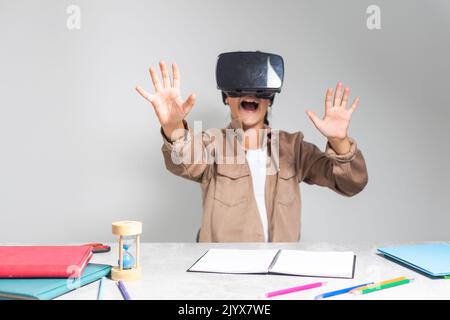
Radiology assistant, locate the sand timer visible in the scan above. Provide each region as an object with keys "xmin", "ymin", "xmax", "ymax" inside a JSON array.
[{"xmin": 111, "ymin": 221, "xmax": 142, "ymax": 281}]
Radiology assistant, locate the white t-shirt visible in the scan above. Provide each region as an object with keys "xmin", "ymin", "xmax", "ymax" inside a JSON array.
[{"xmin": 245, "ymin": 148, "xmax": 269, "ymax": 242}]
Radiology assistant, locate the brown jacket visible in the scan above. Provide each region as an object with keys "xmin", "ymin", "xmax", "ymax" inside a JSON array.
[{"xmin": 161, "ymin": 118, "xmax": 368, "ymax": 242}]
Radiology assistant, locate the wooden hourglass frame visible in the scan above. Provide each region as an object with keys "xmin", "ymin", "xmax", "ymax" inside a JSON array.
[{"xmin": 111, "ymin": 221, "xmax": 142, "ymax": 281}]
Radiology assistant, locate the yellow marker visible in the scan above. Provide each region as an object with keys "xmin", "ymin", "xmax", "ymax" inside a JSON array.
[
  {"xmin": 353, "ymin": 278, "xmax": 413, "ymax": 295},
  {"xmin": 349, "ymin": 276, "xmax": 407, "ymax": 293}
]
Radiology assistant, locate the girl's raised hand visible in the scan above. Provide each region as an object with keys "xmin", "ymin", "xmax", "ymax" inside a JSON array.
[
  {"xmin": 136, "ymin": 61, "xmax": 196, "ymax": 131},
  {"xmin": 306, "ymin": 82, "xmax": 360, "ymax": 140}
]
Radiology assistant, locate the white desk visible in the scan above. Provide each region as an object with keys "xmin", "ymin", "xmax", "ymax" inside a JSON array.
[{"xmin": 57, "ymin": 242, "xmax": 449, "ymax": 300}]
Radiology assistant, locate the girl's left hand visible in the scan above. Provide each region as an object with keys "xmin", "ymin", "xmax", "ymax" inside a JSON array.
[{"xmin": 306, "ymin": 82, "xmax": 360, "ymax": 141}]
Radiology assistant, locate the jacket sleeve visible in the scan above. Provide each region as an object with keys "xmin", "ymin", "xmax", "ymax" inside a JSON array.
[
  {"xmin": 295, "ymin": 132, "xmax": 368, "ymax": 196},
  {"xmin": 161, "ymin": 120, "xmax": 215, "ymax": 183}
]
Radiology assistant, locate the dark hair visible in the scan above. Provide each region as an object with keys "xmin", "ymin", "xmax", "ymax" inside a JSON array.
[{"xmin": 264, "ymin": 110, "xmax": 269, "ymax": 126}]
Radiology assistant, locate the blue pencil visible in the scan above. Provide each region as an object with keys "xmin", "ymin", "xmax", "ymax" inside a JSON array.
[
  {"xmin": 117, "ymin": 280, "xmax": 132, "ymax": 300},
  {"xmin": 314, "ymin": 282, "xmax": 374, "ymax": 300},
  {"xmin": 97, "ymin": 277, "xmax": 106, "ymax": 300}
]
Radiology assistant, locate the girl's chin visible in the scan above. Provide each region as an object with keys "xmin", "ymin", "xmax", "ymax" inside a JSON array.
[{"xmin": 239, "ymin": 116, "xmax": 264, "ymax": 128}]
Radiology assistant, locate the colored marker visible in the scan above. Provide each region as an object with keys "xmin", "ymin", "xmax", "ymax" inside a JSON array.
[
  {"xmin": 117, "ymin": 280, "xmax": 132, "ymax": 300},
  {"xmin": 353, "ymin": 278, "xmax": 413, "ymax": 295},
  {"xmin": 97, "ymin": 277, "xmax": 106, "ymax": 300},
  {"xmin": 349, "ymin": 276, "xmax": 406, "ymax": 293},
  {"xmin": 266, "ymin": 281, "xmax": 326, "ymax": 298},
  {"xmin": 314, "ymin": 282, "xmax": 374, "ymax": 300}
]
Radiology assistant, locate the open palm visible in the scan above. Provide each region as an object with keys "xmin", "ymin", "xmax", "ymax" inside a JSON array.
[
  {"xmin": 306, "ymin": 82, "xmax": 360, "ymax": 140},
  {"xmin": 136, "ymin": 61, "xmax": 196, "ymax": 128}
]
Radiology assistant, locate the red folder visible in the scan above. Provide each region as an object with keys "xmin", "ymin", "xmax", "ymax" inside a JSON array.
[{"xmin": 0, "ymin": 246, "xmax": 93, "ymax": 278}]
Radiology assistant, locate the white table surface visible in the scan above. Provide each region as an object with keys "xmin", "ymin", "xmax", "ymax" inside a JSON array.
[{"xmin": 55, "ymin": 242, "xmax": 450, "ymax": 300}]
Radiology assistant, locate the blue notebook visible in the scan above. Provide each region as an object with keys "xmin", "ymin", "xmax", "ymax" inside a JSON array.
[
  {"xmin": 378, "ymin": 243, "xmax": 450, "ymax": 277},
  {"xmin": 0, "ymin": 263, "xmax": 111, "ymax": 300}
]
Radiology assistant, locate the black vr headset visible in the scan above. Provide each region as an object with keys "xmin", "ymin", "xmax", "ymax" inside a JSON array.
[{"xmin": 216, "ymin": 51, "xmax": 284, "ymax": 105}]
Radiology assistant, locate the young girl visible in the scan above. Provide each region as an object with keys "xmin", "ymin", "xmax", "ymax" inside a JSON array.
[{"xmin": 136, "ymin": 52, "xmax": 368, "ymax": 243}]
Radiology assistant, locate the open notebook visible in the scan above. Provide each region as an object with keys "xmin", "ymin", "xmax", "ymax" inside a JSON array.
[{"xmin": 188, "ymin": 249, "xmax": 356, "ymax": 279}]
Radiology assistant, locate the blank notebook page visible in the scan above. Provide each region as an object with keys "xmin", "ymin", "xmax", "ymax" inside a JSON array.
[
  {"xmin": 188, "ymin": 249, "xmax": 279, "ymax": 274},
  {"xmin": 269, "ymin": 250, "xmax": 355, "ymax": 278}
]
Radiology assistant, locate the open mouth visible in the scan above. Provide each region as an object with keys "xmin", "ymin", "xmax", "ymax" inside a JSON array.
[{"xmin": 240, "ymin": 99, "xmax": 259, "ymax": 112}]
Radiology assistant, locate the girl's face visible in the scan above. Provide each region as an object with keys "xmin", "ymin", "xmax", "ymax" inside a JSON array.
[{"xmin": 225, "ymin": 95, "xmax": 271, "ymax": 129}]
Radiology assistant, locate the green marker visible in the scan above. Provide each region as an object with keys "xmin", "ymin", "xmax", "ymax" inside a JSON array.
[{"xmin": 353, "ymin": 278, "xmax": 413, "ymax": 295}]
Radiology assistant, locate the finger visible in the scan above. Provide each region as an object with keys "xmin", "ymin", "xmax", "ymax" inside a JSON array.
[
  {"xmin": 349, "ymin": 97, "xmax": 360, "ymax": 114},
  {"xmin": 333, "ymin": 82, "xmax": 343, "ymax": 106},
  {"xmin": 149, "ymin": 66, "xmax": 162, "ymax": 92},
  {"xmin": 341, "ymin": 87, "xmax": 350, "ymax": 108},
  {"xmin": 325, "ymin": 87, "xmax": 333, "ymax": 112},
  {"xmin": 306, "ymin": 110, "xmax": 322, "ymax": 128},
  {"xmin": 172, "ymin": 63, "xmax": 180, "ymax": 90},
  {"xmin": 135, "ymin": 85, "xmax": 155, "ymax": 103},
  {"xmin": 159, "ymin": 60, "xmax": 171, "ymax": 88},
  {"xmin": 182, "ymin": 93, "xmax": 196, "ymax": 115}
]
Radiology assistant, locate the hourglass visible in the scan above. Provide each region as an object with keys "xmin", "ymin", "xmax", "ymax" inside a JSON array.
[{"xmin": 111, "ymin": 221, "xmax": 142, "ymax": 281}]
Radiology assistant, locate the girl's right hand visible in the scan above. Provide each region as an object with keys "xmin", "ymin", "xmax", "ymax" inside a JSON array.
[{"xmin": 136, "ymin": 61, "xmax": 196, "ymax": 139}]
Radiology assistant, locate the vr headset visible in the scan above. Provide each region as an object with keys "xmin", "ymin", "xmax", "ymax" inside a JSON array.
[{"xmin": 216, "ymin": 51, "xmax": 284, "ymax": 104}]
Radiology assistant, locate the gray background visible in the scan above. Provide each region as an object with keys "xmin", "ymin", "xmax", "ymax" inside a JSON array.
[{"xmin": 0, "ymin": 0, "xmax": 449, "ymax": 243}]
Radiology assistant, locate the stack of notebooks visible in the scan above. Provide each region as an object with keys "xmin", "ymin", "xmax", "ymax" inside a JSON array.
[
  {"xmin": 0, "ymin": 246, "xmax": 111, "ymax": 300},
  {"xmin": 188, "ymin": 249, "xmax": 357, "ymax": 279}
]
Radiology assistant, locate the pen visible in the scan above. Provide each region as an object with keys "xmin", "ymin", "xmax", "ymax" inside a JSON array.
[
  {"xmin": 117, "ymin": 280, "xmax": 132, "ymax": 300},
  {"xmin": 353, "ymin": 278, "xmax": 414, "ymax": 295},
  {"xmin": 314, "ymin": 282, "xmax": 374, "ymax": 299},
  {"xmin": 97, "ymin": 277, "xmax": 105, "ymax": 300},
  {"xmin": 266, "ymin": 281, "xmax": 326, "ymax": 298}
]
